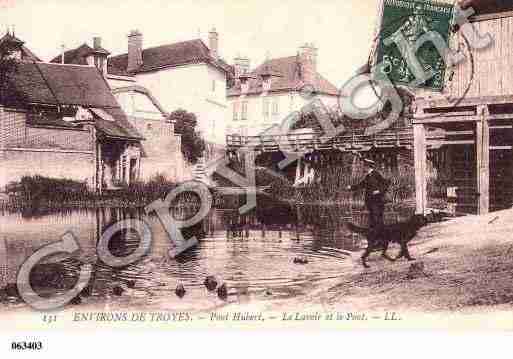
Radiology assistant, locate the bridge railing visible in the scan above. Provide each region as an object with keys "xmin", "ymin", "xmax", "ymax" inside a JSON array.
[{"xmin": 226, "ymin": 126, "xmax": 414, "ymax": 153}]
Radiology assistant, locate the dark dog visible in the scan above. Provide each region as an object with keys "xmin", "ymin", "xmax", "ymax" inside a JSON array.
[{"xmin": 347, "ymin": 214, "xmax": 427, "ymax": 268}]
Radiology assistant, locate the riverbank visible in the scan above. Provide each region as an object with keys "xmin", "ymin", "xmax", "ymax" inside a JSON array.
[
  {"xmin": 246, "ymin": 208, "xmax": 513, "ymax": 314},
  {"xmin": 2, "ymin": 206, "xmax": 513, "ymax": 328}
]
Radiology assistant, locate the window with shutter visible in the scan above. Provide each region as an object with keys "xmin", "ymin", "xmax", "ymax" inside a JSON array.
[
  {"xmin": 263, "ymin": 98, "xmax": 269, "ymax": 118},
  {"xmin": 233, "ymin": 101, "xmax": 239, "ymax": 121},
  {"xmin": 241, "ymin": 101, "xmax": 248, "ymax": 120}
]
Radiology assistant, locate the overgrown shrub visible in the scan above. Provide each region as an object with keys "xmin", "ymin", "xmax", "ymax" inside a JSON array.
[
  {"xmin": 11, "ymin": 175, "xmax": 91, "ymax": 203},
  {"xmin": 115, "ymin": 173, "xmax": 174, "ymax": 202},
  {"xmin": 7, "ymin": 174, "xmax": 184, "ymax": 207}
]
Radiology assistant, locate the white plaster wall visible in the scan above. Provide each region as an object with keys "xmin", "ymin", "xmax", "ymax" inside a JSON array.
[
  {"xmin": 227, "ymin": 92, "xmax": 339, "ymax": 136},
  {"xmin": 134, "ymin": 64, "xmax": 228, "ymax": 145}
]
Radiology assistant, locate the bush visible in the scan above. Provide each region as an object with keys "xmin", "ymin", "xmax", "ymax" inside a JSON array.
[
  {"xmin": 7, "ymin": 174, "xmax": 183, "ymax": 206},
  {"xmin": 12, "ymin": 175, "xmax": 91, "ymax": 203},
  {"xmin": 113, "ymin": 173, "xmax": 178, "ymax": 204}
]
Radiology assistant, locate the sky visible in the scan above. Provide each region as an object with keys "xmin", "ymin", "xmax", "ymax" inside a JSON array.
[{"xmin": 0, "ymin": 0, "xmax": 380, "ymax": 88}]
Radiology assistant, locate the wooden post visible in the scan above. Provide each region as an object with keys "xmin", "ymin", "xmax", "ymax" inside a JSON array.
[
  {"xmin": 294, "ymin": 157, "xmax": 302, "ymax": 186},
  {"xmin": 413, "ymin": 123, "xmax": 427, "ymax": 215},
  {"xmin": 476, "ymin": 105, "xmax": 490, "ymax": 215}
]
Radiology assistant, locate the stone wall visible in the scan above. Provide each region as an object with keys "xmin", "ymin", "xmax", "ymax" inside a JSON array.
[
  {"xmin": 129, "ymin": 116, "xmax": 191, "ymax": 182},
  {"xmin": 0, "ymin": 149, "xmax": 95, "ymax": 189}
]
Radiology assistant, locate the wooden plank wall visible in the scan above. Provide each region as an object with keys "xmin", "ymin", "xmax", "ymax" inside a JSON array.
[
  {"xmin": 414, "ymin": 14, "xmax": 513, "ymax": 104},
  {"xmin": 449, "ymin": 15, "xmax": 513, "ymax": 100}
]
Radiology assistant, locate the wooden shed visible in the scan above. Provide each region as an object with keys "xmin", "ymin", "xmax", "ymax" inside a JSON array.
[{"xmin": 414, "ymin": 3, "xmax": 513, "ymax": 215}]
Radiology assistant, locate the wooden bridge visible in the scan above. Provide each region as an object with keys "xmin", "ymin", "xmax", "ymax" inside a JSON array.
[
  {"xmin": 225, "ymin": 125, "xmax": 465, "ymax": 153},
  {"xmin": 226, "ymin": 126, "xmax": 414, "ymax": 153}
]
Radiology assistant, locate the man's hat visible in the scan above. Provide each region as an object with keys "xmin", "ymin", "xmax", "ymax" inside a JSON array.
[{"xmin": 362, "ymin": 158, "xmax": 376, "ymax": 167}]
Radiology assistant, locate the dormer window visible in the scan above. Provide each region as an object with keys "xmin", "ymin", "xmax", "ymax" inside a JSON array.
[
  {"xmin": 91, "ymin": 37, "xmax": 110, "ymax": 76},
  {"xmin": 94, "ymin": 56, "xmax": 105, "ymax": 72},
  {"xmin": 241, "ymin": 81, "xmax": 249, "ymax": 94},
  {"xmin": 7, "ymin": 50, "xmax": 22, "ymax": 60},
  {"xmin": 261, "ymin": 70, "xmax": 272, "ymax": 92},
  {"xmin": 262, "ymin": 78, "xmax": 271, "ymax": 92}
]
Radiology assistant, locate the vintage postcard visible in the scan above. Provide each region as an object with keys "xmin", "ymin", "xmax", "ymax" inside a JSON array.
[{"xmin": 1, "ymin": 0, "xmax": 513, "ymax": 351}]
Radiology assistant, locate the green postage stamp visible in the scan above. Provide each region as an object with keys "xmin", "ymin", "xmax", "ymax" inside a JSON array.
[{"xmin": 376, "ymin": 0, "xmax": 455, "ymax": 91}]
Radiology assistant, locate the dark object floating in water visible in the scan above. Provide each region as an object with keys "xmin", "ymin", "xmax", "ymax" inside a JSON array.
[
  {"xmin": 204, "ymin": 276, "xmax": 218, "ymax": 291},
  {"xmin": 175, "ymin": 283, "xmax": 186, "ymax": 298},
  {"xmin": 80, "ymin": 285, "xmax": 92, "ymax": 297},
  {"xmin": 293, "ymin": 257, "xmax": 308, "ymax": 265},
  {"xmin": 126, "ymin": 280, "xmax": 136, "ymax": 289},
  {"xmin": 3, "ymin": 283, "xmax": 19, "ymax": 297},
  {"xmin": 112, "ymin": 286, "xmax": 124, "ymax": 296},
  {"xmin": 69, "ymin": 295, "xmax": 82, "ymax": 305},
  {"xmin": 217, "ymin": 283, "xmax": 228, "ymax": 300},
  {"xmin": 265, "ymin": 289, "xmax": 273, "ymax": 296}
]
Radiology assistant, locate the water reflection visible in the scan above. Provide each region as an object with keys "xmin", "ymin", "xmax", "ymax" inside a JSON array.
[{"xmin": 0, "ymin": 199, "xmax": 414, "ymax": 311}]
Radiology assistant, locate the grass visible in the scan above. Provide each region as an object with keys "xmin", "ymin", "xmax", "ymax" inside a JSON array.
[{"xmin": 264, "ymin": 156, "xmax": 418, "ymax": 208}]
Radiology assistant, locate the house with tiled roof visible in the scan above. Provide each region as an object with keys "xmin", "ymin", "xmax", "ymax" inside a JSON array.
[
  {"xmin": 50, "ymin": 36, "xmax": 193, "ymax": 182},
  {"xmin": 0, "ymin": 32, "xmax": 41, "ymax": 62},
  {"xmin": 51, "ymin": 39, "xmax": 110, "ymax": 72},
  {"xmin": 53, "ymin": 29, "xmax": 231, "ymax": 146},
  {"xmin": 52, "ymin": 29, "xmax": 232, "ymax": 144},
  {"xmin": 109, "ymin": 29, "xmax": 230, "ymax": 145},
  {"xmin": 0, "ymin": 34, "xmax": 147, "ymax": 191},
  {"xmin": 226, "ymin": 43, "xmax": 340, "ymax": 136}
]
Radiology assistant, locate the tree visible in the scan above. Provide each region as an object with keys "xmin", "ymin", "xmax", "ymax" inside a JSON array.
[
  {"xmin": 0, "ymin": 36, "xmax": 20, "ymax": 105},
  {"xmin": 0, "ymin": 43, "xmax": 16, "ymax": 103},
  {"xmin": 170, "ymin": 109, "xmax": 205, "ymax": 164}
]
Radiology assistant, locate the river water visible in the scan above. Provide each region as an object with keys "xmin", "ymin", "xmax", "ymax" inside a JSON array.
[{"xmin": 0, "ymin": 200, "xmax": 414, "ymax": 312}]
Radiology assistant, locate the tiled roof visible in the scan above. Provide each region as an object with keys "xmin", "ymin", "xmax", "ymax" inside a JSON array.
[
  {"xmin": 107, "ymin": 39, "xmax": 229, "ymax": 76},
  {"xmin": 6, "ymin": 62, "xmax": 142, "ymax": 140},
  {"xmin": 94, "ymin": 107, "xmax": 142, "ymax": 140},
  {"xmin": 459, "ymin": 0, "xmax": 513, "ymax": 14},
  {"xmin": 9, "ymin": 62, "xmax": 119, "ymax": 108},
  {"xmin": 227, "ymin": 55, "xmax": 339, "ymax": 97},
  {"xmin": 50, "ymin": 43, "xmax": 110, "ymax": 65},
  {"xmin": 0, "ymin": 33, "xmax": 41, "ymax": 61},
  {"xmin": 0, "ymin": 33, "xmax": 24, "ymax": 48}
]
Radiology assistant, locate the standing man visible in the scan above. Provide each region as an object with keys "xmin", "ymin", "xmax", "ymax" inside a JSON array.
[{"xmin": 346, "ymin": 158, "xmax": 390, "ymax": 242}]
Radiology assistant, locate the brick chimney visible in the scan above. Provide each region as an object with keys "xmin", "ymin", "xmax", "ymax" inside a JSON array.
[
  {"xmin": 91, "ymin": 37, "xmax": 109, "ymax": 77},
  {"xmin": 127, "ymin": 30, "xmax": 143, "ymax": 73},
  {"xmin": 298, "ymin": 42, "xmax": 318, "ymax": 85},
  {"xmin": 93, "ymin": 36, "xmax": 102, "ymax": 50},
  {"xmin": 209, "ymin": 27, "xmax": 219, "ymax": 59}
]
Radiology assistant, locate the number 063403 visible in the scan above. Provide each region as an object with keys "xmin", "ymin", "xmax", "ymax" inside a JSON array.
[{"xmin": 11, "ymin": 341, "xmax": 43, "ymax": 351}]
